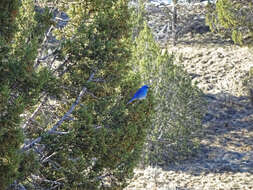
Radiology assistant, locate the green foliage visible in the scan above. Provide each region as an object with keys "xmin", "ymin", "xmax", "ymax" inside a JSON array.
[
  {"xmin": 0, "ymin": 0, "xmax": 20, "ymax": 41},
  {"xmin": 18, "ymin": 151, "xmax": 40, "ymax": 181},
  {"xmin": 20, "ymin": 0, "xmax": 154, "ymax": 189},
  {"xmin": 206, "ymin": 0, "xmax": 253, "ymax": 105},
  {"xmin": 205, "ymin": 0, "xmax": 253, "ymax": 45},
  {"xmin": 41, "ymin": 99, "xmax": 153, "ymax": 189},
  {"xmin": 231, "ymin": 29, "xmax": 243, "ymax": 45},
  {"xmin": 2, "ymin": 0, "xmax": 207, "ymax": 188},
  {"xmin": 205, "ymin": 2, "xmax": 217, "ymax": 33},
  {"xmin": 0, "ymin": 0, "xmax": 58, "ymax": 189},
  {"xmin": 131, "ymin": 23, "xmax": 206, "ymax": 165}
]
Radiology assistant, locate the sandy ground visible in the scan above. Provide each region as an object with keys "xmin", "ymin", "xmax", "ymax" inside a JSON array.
[{"xmin": 125, "ymin": 33, "xmax": 253, "ymax": 190}]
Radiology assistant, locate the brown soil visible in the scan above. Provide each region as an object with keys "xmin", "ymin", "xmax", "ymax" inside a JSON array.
[{"xmin": 125, "ymin": 33, "xmax": 253, "ymax": 190}]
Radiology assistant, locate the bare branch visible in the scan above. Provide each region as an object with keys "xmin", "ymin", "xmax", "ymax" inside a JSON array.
[
  {"xmin": 22, "ymin": 72, "xmax": 95, "ymax": 152},
  {"xmin": 42, "ymin": 152, "xmax": 57, "ymax": 163},
  {"xmin": 11, "ymin": 181, "xmax": 27, "ymax": 190},
  {"xmin": 22, "ymin": 86, "xmax": 87, "ymax": 151},
  {"xmin": 34, "ymin": 25, "xmax": 55, "ymax": 69},
  {"xmin": 49, "ymin": 131, "xmax": 70, "ymax": 135},
  {"xmin": 22, "ymin": 92, "xmax": 48, "ymax": 129},
  {"xmin": 31, "ymin": 174, "xmax": 62, "ymax": 186},
  {"xmin": 48, "ymin": 86, "xmax": 87, "ymax": 133}
]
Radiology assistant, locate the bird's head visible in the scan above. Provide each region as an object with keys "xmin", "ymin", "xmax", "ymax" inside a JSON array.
[{"xmin": 142, "ymin": 85, "xmax": 149, "ymax": 89}]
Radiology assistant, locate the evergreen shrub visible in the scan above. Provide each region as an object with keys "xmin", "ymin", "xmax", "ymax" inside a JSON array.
[{"xmin": 131, "ymin": 23, "xmax": 206, "ymax": 165}]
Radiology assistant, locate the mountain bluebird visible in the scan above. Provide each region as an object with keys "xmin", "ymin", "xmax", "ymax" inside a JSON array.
[{"xmin": 127, "ymin": 85, "xmax": 149, "ymax": 104}]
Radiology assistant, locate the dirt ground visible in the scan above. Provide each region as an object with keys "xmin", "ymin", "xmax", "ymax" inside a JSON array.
[{"xmin": 125, "ymin": 33, "xmax": 253, "ymax": 190}]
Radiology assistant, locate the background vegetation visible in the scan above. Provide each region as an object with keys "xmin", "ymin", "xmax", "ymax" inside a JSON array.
[
  {"xmin": 206, "ymin": 0, "xmax": 253, "ymax": 45},
  {"xmin": 131, "ymin": 22, "xmax": 206, "ymax": 165},
  {"xmin": 0, "ymin": 0, "xmax": 56, "ymax": 188},
  {"xmin": 2, "ymin": 0, "xmax": 252, "ymax": 189},
  {"xmin": 205, "ymin": 0, "xmax": 253, "ymax": 106},
  {"xmin": 1, "ymin": 0, "xmax": 153, "ymax": 189}
]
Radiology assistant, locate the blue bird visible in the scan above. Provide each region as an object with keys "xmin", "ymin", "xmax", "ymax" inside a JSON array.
[{"xmin": 127, "ymin": 85, "xmax": 149, "ymax": 104}]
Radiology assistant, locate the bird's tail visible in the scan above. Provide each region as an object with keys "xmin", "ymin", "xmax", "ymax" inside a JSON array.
[{"xmin": 127, "ymin": 98, "xmax": 134, "ymax": 105}]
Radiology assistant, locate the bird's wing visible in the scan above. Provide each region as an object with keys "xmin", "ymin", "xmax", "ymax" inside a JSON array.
[
  {"xmin": 133, "ymin": 88, "xmax": 143, "ymax": 99},
  {"xmin": 127, "ymin": 88, "xmax": 142, "ymax": 104}
]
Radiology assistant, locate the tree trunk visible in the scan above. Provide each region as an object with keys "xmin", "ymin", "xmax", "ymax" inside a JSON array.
[{"xmin": 172, "ymin": 0, "xmax": 178, "ymax": 46}]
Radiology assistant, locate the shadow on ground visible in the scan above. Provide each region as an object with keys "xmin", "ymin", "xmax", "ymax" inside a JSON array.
[
  {"xmin": 176, "ymin": 33, "xmax": 234, "ymax": 46},
  {"xmin": 160, "ymin": 92, "xmax": 253, "ymax": 175}
]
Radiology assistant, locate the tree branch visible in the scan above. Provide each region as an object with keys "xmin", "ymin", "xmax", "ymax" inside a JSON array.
[
  {"xmin": 22, "ymin": 85, "xmax": 88, "ymax": 151},
  {"xmin": 22, "ymin": 92, "xmax": 48, "ymax": 129},
  {"xmin": 23, "ymin": 68, "xmax": 95, "ymax": 147}
]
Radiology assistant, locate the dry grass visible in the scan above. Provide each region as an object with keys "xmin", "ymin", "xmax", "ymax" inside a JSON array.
[{"xmin": 125, "ymin": 32, "xmax": 253, "ymax": 190}]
